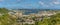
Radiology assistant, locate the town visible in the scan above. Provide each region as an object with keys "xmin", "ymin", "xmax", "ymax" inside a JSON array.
[
  {"xmin": 0, "ymin": 8, "xmax": 60, "ymax": 25},
  {"xmin": 8, "ymin": 9, "xmax": 60, "ymax": 25}
]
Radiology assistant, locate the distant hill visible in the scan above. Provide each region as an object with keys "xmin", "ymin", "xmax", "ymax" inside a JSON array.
[{"xmin": 12, "ymin": 8, "xmax": 60, "ymax": 11}]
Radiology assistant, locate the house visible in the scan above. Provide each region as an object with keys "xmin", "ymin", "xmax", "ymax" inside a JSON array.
[{"xmin": 0, "ymin": 13, "xmax": 4, "ymax": 16}]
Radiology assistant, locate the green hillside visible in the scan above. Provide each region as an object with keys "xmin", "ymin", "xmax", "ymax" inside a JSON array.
[{"xmin": 0, "ymin": 8, "xmax": 9, "ymax": 13}]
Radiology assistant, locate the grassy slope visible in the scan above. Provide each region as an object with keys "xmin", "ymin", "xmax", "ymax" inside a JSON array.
[
  {"xmin": 38, "ymin": 13, "xmax": 60, "ymax": 25},
  {"xmin": 0, "ymin": 8, "xmax": 17, "ymax": 25}
]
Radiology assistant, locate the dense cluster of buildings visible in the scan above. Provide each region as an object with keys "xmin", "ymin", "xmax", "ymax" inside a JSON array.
[{"xmin": 8, "ymin": 10, "xmax": 57, "ymax": 25}]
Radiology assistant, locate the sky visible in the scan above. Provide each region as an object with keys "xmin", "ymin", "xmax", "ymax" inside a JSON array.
[{"xmin": 0, "ymin": 0, "xmax": 60, "ymax": 9}]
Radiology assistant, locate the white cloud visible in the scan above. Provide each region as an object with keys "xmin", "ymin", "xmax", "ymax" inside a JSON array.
[
  {"xmin": 49, "ymin": 0, "xmax": 60, "ymax": 6},
  {"xmin": 39, "ymin": 1, "xmax": 44, "ymax": 5},
  {"xmin": 53, "ymin": 1, "xmax": 60, "ymax": 4},
  {"xmin": 39, "ymin": 1, "xmax": 49, "ymax": 7},
  {"xmin": 51, "ymin": 0, "xmax": 60, "ymax": 5}
]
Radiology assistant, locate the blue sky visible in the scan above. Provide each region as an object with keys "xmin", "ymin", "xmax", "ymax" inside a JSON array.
[{"xmin": 0, "ymin": 0, "xmax": 60, "ymax": 9}]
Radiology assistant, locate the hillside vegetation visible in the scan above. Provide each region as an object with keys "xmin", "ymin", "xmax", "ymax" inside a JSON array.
[
  {"xmin": 38, "ymin": 13, "xmax": 60, "ymax": 25},
  {"xmin": 0, "ymin": 8, "xmax": 17, "ymax": 25}
]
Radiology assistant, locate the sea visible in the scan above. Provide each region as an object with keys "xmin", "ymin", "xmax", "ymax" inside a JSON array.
[{"xmin": 17, "ymin": 9, "xmax": 59, "ymax": 15}]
